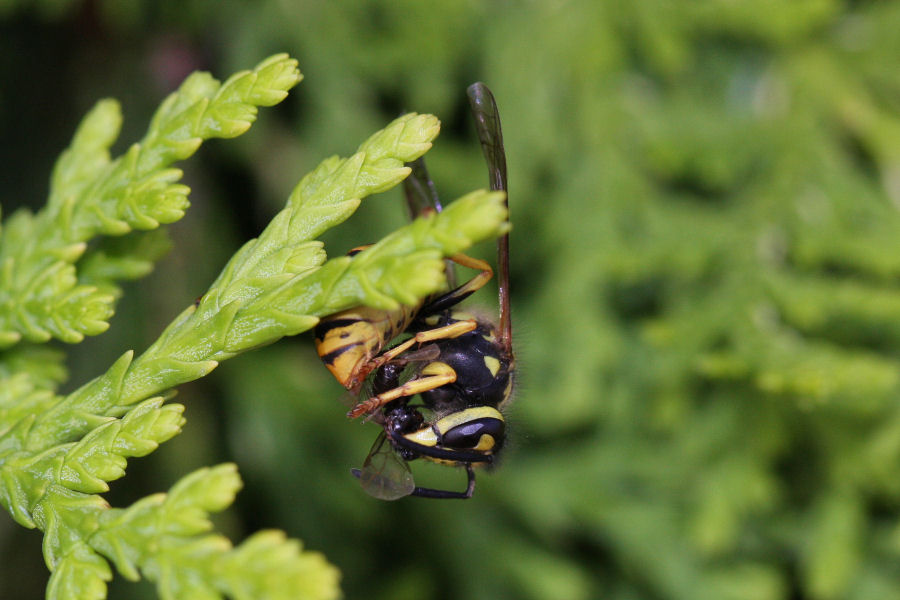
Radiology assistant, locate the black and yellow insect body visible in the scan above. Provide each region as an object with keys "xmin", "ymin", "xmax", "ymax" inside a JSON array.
[
  {"xmin": 414, "ymin": 313, "xmax": 514, "ymax": 413},
  {"xmin": 354, "ymin": 365, "xmax": 507, "ymax": 499},
  {"xmin": 314, "ymin": 247, "xmax": 490, "ymax": 394},
  {"xmin": 311, "ymin": 244, "xmax": 417, "ymax": 391},
  {"xmin": 313, "ymin": 303, "xmax": 418, "ymax": 393},
  {"xmin": 317, "ymin": 82, "xmax": 513, "ymax": 500}
]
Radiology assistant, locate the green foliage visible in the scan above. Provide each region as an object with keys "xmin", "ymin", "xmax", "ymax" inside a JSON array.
[
  {"xmin": 0, "ymin": 52, "xmax": 299, "ymax": 348},
  {"xmin": 89, "ymin": 465, "xmax": 335, "ymax": 600},
  {"xmin": 11, "ymin": 2, "xmax": 900, "ymax": 600},
  {"xmin": 167, "ymin": 3, "xmax": 900, "ymax": 600},
  {"xmin": 0, "ymin": 51, "xmax": 509, "ymax": 599}
]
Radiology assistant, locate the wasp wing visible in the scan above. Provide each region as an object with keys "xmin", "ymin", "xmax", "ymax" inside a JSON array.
[
  {"xmin": 353, "ymin": 431, "xmax": 415, "ymax": 500},
  {"xmin": 467, "ymin": 82, "xmax": 508, "ymax": 195},
  {"xmin": 403, "ymin": 156, "xmax": 457, "ymax": 289},
  {"xmin": 467, "ymin": 82, "xmax": 512, "ymax": 354},
  {"xmin": 403, "ymin": 157, "xmax": 443, "ymax": 219}
]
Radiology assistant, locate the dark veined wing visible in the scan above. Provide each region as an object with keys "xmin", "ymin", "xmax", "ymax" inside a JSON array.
[
  {"xmin": 403, "ymin": 155, "xmax": 456, "ymax": 289},
  {"xmin": 352, "ymin": 431, "xmax": 415, "ymax": 500},
  {"xmin": 403, "ymin": 157, "xmax": 443, "ymax": 219},
  {"xmin": 467, "ymin": 82, "xmax": 508, "ymax": 194},
  {"xmin": 467, "ymin": 82, "xmax": 512, "ymax": 354}
]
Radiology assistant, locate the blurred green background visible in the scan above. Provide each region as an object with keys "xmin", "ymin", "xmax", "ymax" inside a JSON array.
[{"xmin": 6, "ymin": 1, "xmax": 900, "ymax": 599}]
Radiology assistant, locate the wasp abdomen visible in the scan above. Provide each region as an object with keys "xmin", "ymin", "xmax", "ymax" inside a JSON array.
[{"xmin": 314, "ymin": 305, "xmax": 416, "ymax": 390}]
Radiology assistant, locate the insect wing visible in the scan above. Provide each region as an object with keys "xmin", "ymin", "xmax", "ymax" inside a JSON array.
[
  {"xmin": 403, "ymin": 157, "xmax": 457, "ymax": 288},
  {"xmin": 357, "ymin": 431, "xmax": 415, "ymax": 500},
  {"xmin": 467, "ymin": 82, "xmax": 508, "ymax": 194},
  {"xmin": 403, "ymin": 157, "xmax": 443, "ymax": 219},
  {"xmin": 467, "ymin": 82, "xmax": 512, "ymax": 355}
]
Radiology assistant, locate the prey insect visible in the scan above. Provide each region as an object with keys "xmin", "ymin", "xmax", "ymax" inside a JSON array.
[{"xmin": 313, "ymin": 82, "xmax": 512, "ymax": 499}]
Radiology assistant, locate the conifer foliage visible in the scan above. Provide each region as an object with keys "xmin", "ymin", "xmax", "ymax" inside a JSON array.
[
  {"xmin": 0, "ymin": 52, "xmax": 509, "ymax": 599},
  {"xmin": 7, "ymin": 2, "xmax": 900, "ymax": 600},
  {"xmin": 202, "ymin": 3, "xmax": 900, "ymax": 600}
]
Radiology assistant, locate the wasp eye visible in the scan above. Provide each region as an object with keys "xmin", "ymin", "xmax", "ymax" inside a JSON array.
[{"xmin": 441, "ymin": 417, "xmax": 505, "ymax": 451}]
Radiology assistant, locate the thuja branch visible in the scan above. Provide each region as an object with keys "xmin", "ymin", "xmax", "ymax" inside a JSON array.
[
  {"xmin": 0, "ymin": 73, "xmax": 508, "ymax": 599},
  {"xmin": 0, "ymin": 54, "xmax": 302, "ymax": 349}
]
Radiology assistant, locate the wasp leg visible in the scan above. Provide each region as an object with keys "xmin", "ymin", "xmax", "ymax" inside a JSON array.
[
  {"xmin": 352, "ymin": 319, "xmax": 478, "ymax": 390},
  {"xmin": 447, "ymin": 253, "xmax": 493, "ymax": 299},
  {"xmin": 349, "ymin": 465, "xmax": 475, "ymax": 500},
  {"xmin": 418, "ymin": 254, "xmax": 493, "ymax": 315},
  {"xmin": 347, "ymin": 361, "xmax": 457, "ymax": 418},
  {"xmin": 388, "ymin": 319, "xmax": 477, "ymax": 359},
  {"xmin": 414, "ymin": 319, "xmax": 478, "ymax": 342},
  {"xmin": 410, "ymin": 464, "xmax": 476, "ymax": 499}
]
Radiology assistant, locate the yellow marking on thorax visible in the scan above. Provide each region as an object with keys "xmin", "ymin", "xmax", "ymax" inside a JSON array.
[
  {"xmin": 421, "ymin": 361, "xmax": 455, "ymax": 377},
  {"xmin": 483, "ymin": 356, "xmax": 501, "ymax": 377},
  {"xmin": 497, "ymin": 374, "xmax": 515, "ymax": 410}
]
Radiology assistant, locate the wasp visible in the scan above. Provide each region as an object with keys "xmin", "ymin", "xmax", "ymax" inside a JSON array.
[{"xmin": 313, "ymin": 82, "xmax": 512, "ymax": 499}]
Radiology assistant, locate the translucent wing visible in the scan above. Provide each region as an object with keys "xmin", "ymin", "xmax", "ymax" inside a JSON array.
[
  {"xmin": 353, "ymin": 431, "xmax": 415, "ymax": 500},
  {"xmin": 467, "ymin": 82, "xmax": 512, "ymax": 354},
  {"xmin": 403, "ymin": 157, "xmax": 443, "ymax": 219},
  {"xmin": 403, "ymin": 156, "xmax": 456, "ymax": 288},
  {"xmin": 467, "ymin": 82, "xmax": 508, "ymax": 195}
]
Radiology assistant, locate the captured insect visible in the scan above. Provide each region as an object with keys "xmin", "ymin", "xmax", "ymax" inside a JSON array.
[{"xmin": 313, "ymin": 82, "xmax": 513, "ymax": 499}]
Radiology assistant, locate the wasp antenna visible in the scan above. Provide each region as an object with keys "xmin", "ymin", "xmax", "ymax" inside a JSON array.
[{"xmin": 467, "ymin": 82, "xmax": 512, "ymax": 353}]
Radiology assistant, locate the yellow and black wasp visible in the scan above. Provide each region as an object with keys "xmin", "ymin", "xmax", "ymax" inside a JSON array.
[{"xmin": 313, "ymin": 82, "xmax": 513, "ymax": 499}]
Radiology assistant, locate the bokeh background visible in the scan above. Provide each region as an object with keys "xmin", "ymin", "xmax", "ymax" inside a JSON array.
[{"xmin": 5, "ymin": 1, "xmax": 900, "ymax": 599}]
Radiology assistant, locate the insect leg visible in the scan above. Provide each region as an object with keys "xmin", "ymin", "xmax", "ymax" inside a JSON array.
[
  {"xmin": 418, "ymin": 254, "xmax": 493, "ymax": 315},
  {"xmin": 413, "ymin": 319, "xmax": 478, "ymax": 342},
  {"xmin": 347, "ymin": 361, "xmax": 457, "ymax": 418},
  {"xmin": 355, "ymin": 318, "xmax": 477, "ymax": 387},
  {"xmin": 409, "ymin": 464, "xmax": 476, "ymax": 499}
]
